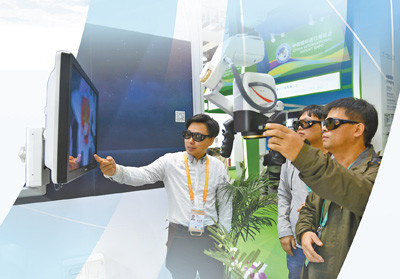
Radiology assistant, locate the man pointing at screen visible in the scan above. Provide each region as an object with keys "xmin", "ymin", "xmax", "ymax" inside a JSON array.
[{"xmin": 94, "ymin": 113, "xmax": 232, "ymax": 279}]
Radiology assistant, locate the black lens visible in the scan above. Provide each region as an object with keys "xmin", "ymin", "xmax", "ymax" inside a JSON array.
[
  {"xmin": 293, "ymin": 121, "xmax": 300, "ymax": 131},
  {"xmin": 183, "ymin": 130, "xmax": 210, "ymax": 142},
  {"xmin": 191, "ymin": 133, "xmax": 201, "ymax": 142},
  {"xmin": 182, "ymin": 130, "xmax": 191, "ymax": 139},
  {"xmin": 301, "ymin": 121, "xmax": 311, "ymax": 129},
  {"xmin": 323, "ymin": 118, "xmax": 360, "ymax": 131},
  {"xmin": 327, "ymin": 118, "xmax": 335, "ymax": 130},
  {"xmin": 324, "ymin": 118, "xmax": 335, "ymax": 130},
  {"xmin": 293, "ymin": 120, "xmax": 313, "ymax": 131}
]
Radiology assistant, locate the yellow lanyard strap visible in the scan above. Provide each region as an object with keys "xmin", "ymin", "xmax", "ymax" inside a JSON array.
[{"xmin": 184, "ymin": 153, "xmax": 209, "ymax": 204}]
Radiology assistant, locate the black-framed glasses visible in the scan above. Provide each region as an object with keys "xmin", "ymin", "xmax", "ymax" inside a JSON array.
[
  {"xmin": 182, "ymin": 130, "xmax": 212, "ymax": 142},
  {"xmin": 321, "ymin": 118, "xmax": 360, "ymax": 131},
  {"xmin": 293, "ymin": 120, "xmax": 321, "ymax": 131}
]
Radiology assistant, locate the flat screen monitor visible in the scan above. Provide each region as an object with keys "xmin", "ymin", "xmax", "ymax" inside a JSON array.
[{"xmin": 45, "ymin": 51, "xmax": 99, "ymax": 184}]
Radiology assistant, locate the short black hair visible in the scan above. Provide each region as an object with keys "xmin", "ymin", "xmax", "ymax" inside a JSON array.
[
  {"xmin": 185, "ymin": 114, "xmax": 219, "ymax": 137},
  {"xmin": 301, "ymin": 104, "xmax": 327, "ymax": 120},
  {"xmin": 326, "ymin": 97, "xmax": 378, "ymax": 146}
]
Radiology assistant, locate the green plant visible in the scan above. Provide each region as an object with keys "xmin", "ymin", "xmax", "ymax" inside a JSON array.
[
  {"xmin": 205, "ymin": 172, "xmax": 278, "ymax": 278},
  {"xmin": 224, "ymin": 172, "xmax": 278, "ymax": 245}
]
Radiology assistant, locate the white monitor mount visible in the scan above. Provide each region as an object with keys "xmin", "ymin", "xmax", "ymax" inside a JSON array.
[{"xmin": 18, "ymin": 128, "xmax": 49, "ymax": 197}]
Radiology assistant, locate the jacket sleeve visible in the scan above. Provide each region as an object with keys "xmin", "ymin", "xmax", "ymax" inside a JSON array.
[
  {"xmin": 295, "ymin": 192, "xmax": 319, "ymax": 245},
  {"xmin": 216, "ymin": 164, "xmax": 232, "ymax": 232},
  {"xmin": 105, "ymin": 154, "xmax": 168, "ymax": 186},
  {"xmin": 292, "ymin": 144, "xmax": 379, "ymax": 217},
  {"xmin": 277, "ymin": 161, "xmax": 294, "ymax": 238}
]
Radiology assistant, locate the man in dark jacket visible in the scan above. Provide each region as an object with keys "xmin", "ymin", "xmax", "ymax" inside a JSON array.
[
  {"xmin": 263, "ymin": 98, "xmax": 380, "ymax": 279},
  {"xmin": 278, "ymin": 104, "xmax": 327, "ymax": 279}
]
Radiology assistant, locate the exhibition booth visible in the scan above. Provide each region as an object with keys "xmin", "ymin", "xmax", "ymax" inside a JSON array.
[{"xmin": 0, "ymin": 0, "xmax": 399, "ymax": 278}]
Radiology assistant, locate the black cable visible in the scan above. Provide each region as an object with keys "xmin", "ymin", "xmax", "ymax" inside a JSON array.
[{"xmin": 229, "ymin": 63, "xmax": 277, "ymax": 113}]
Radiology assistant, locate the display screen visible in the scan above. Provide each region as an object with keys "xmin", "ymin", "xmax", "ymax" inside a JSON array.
[
  {"xmin": 263, "ymin": 15, "xmax": 350, "ymax": 79},
  {"xmin": 68, "ymin": 64, "xmax": 98, "ymax": 172}
]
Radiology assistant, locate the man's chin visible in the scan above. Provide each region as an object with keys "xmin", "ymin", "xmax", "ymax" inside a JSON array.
[{"xmin": 322, "ymin": 142, "xmax": 330, "ymax": 150}]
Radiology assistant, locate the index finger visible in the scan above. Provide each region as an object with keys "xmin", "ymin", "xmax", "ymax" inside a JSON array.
[
  {"xmin": 263, "ymin": 127, "xmax": 287, "ymax": 139},
  {"xmin": 265, "ymin": 123, "xmax": 287, "ymax": 130},
  {"xmin": 291, "ymin": 237, "xmax": 297, "ymax": 250},
  {"xmin": 304, "ymin": 238, "xmax": 324, "ymax": 263},
  {"xmin": 94, "ymin": 154, "xmax": 104, "ymax": 163},
  {"xmin": 304, "ymin": 246, "xmax": 324, "ymax": 263}
]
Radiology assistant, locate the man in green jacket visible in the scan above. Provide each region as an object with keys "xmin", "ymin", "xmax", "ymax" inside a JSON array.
[{"xmin": 263, "ymin": 97, "xmax": 381, "ymax": 279}]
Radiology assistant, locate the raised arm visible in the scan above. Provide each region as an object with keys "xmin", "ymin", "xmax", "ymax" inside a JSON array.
[{"xmin": 94, "ymin": 153, "xmax": 167, "ymax": 186}]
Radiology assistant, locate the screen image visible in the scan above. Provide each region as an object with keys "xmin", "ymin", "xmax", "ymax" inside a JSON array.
[
  {"xmin": 68, "ymin": 65, "xmax": 98, "ymax": 171},
  {"xmin": 263, "ymin": 14, "xmax": 350, "ymax": 78}
]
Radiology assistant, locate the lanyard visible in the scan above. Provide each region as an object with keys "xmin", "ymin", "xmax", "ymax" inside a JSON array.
[
  {"xmin": 319, "ymin": 201, "xmax": 328, "ymax": 228},
  {"xmin": 184, "ymin": 153, "xmax": 209, "ymax": 205}
]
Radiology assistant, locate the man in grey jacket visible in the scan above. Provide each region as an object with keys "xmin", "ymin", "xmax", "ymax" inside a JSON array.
[{"xmin": 278, "ymin": 105, "xmax": 327, "ymax": 279}]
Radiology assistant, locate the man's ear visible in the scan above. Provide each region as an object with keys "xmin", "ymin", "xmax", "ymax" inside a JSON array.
[
  {"xmin": 354, "ymin": 123, "xmax": 365, "ymax": 139},
  {"xmin": 208, "ymin": 137, "xmax": 215, "ymax": 147}
]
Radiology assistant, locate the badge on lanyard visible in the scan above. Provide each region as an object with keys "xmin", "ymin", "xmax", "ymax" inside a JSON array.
[
  {"xmin": 184, "ymin": 153, "xmax": 209, "ymax": 236},
  {"xmin": 188, "ymin": 208, "xmax": 206, "ymax": 235}
]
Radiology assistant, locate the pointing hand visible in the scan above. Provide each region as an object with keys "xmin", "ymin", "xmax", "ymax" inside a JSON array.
[{"xmin": 94, "ymin": 154, "xmax": 117, "ymax": 176}]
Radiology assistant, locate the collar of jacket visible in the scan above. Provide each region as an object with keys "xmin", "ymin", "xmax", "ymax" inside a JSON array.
[{"xmin": 346, "ymin": 145, "xmax": 380, "ymax": 173}]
